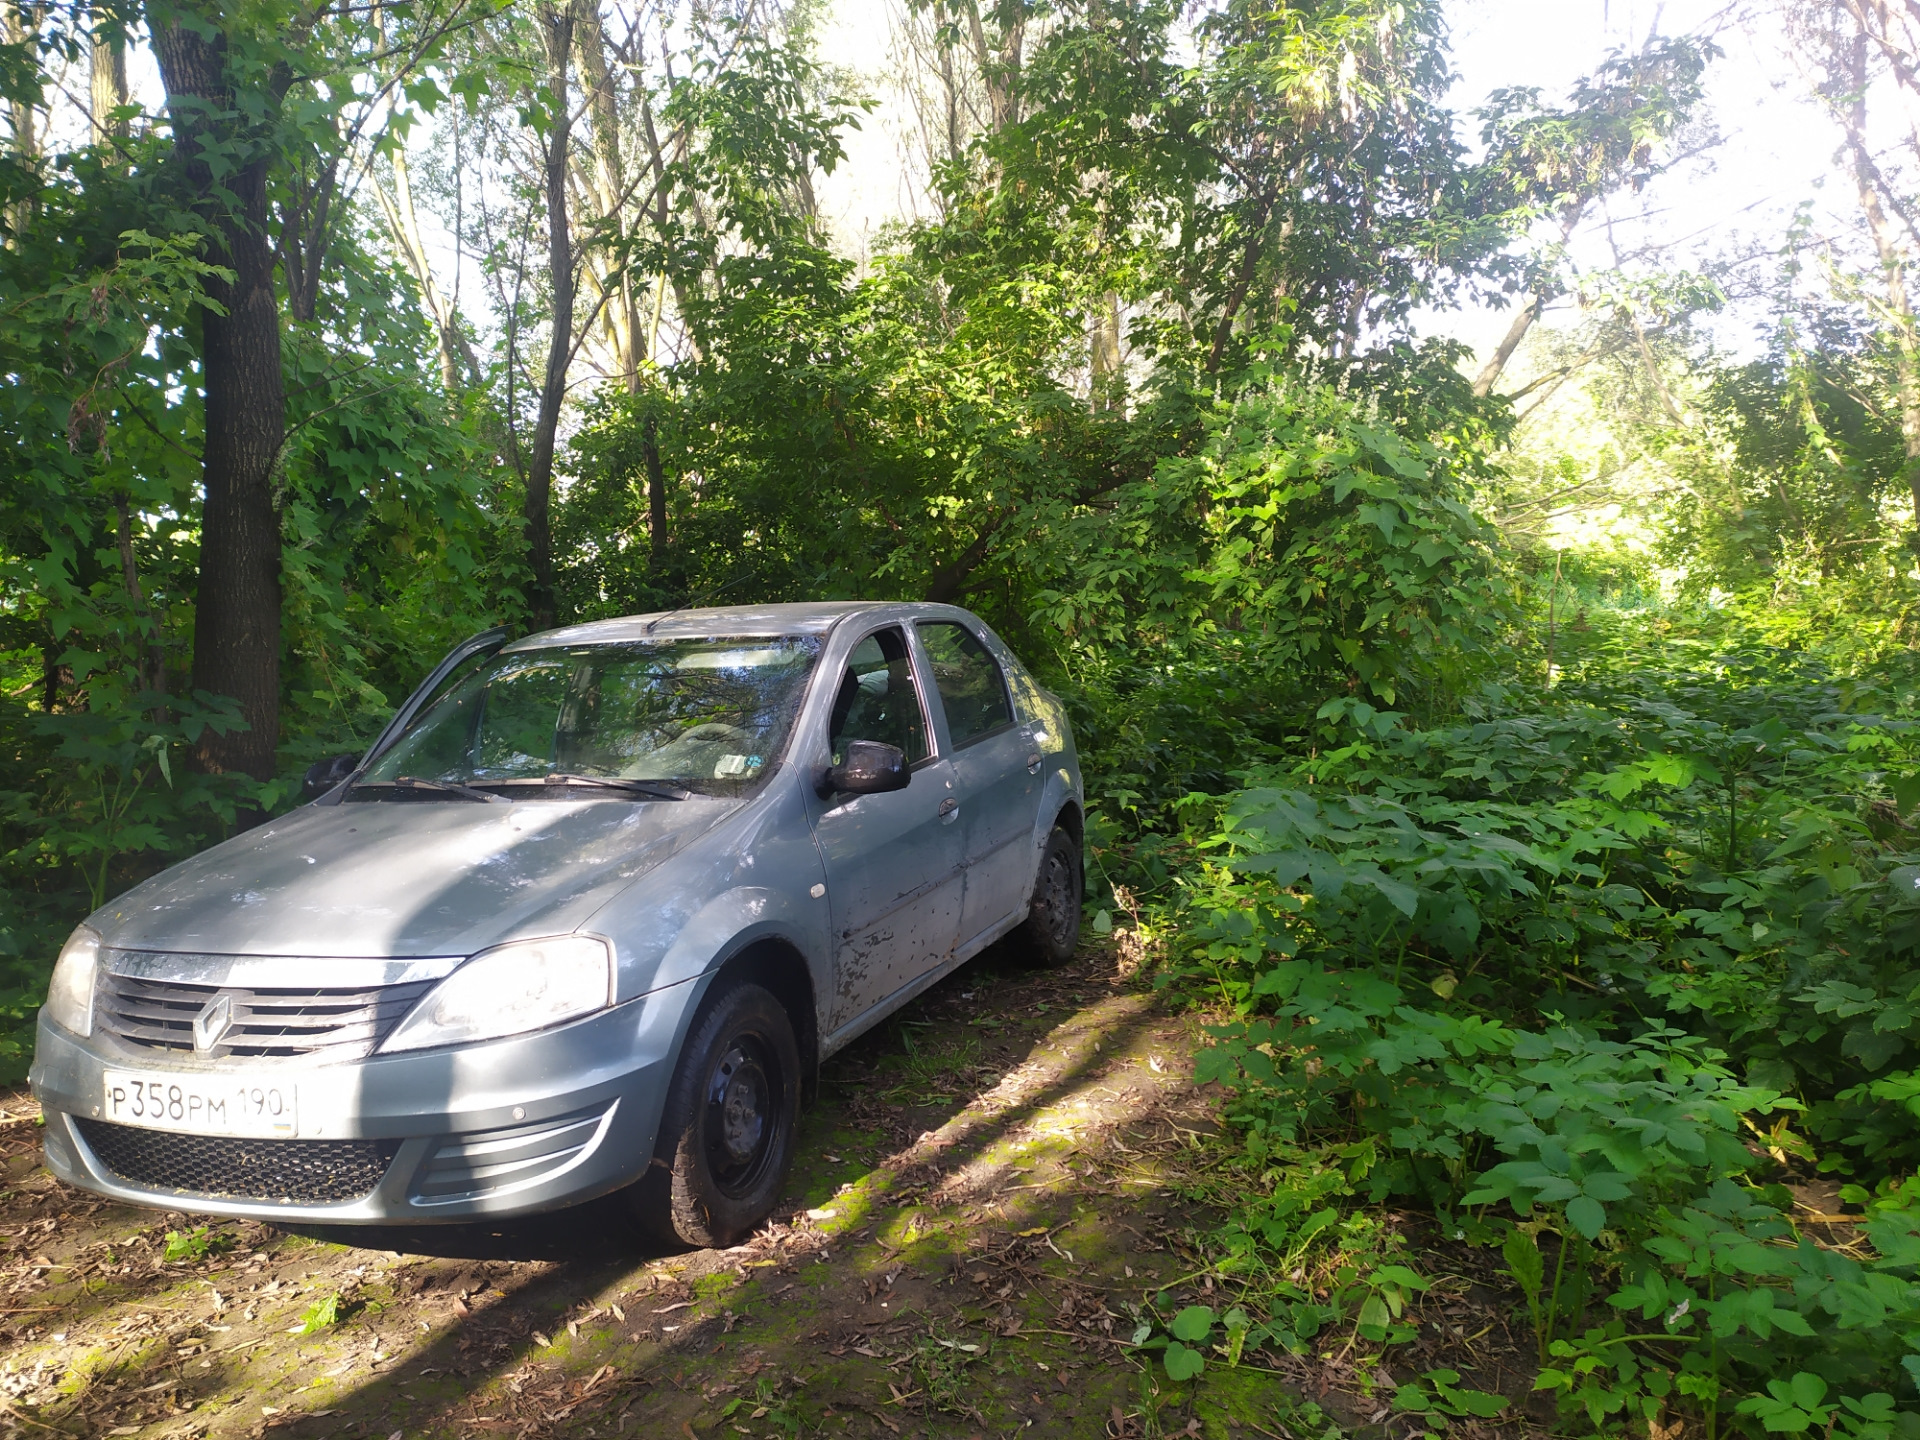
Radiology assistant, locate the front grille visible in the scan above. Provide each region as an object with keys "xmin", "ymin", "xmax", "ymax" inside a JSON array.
[
  {"xmin": 96, "ymin": 974, "xmax": 435, "ymax": 1060},
  {"xmin": 75, "ymin": 1119, "xmax": 399, "ymax": 1204}
]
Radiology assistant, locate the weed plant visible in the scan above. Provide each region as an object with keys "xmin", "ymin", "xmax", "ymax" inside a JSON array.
[{"xmin": 1107, "ymin": 607, "xmax": 1920, "ymax": 1434}]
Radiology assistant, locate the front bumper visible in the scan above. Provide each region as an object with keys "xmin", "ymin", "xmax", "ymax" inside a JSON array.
[{"xmin": 29, "ymin": 976, "xmax": 699, "ymax": 1224}]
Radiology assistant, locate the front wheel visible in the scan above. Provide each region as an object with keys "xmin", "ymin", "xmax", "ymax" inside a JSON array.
[
  {"xmin": 1007, "ymin": 825, "xmax": 1082, "ymax": 966},
  {"xmin": 630, "ymin": 980, "xmax": 800, "ymax": 1248}
]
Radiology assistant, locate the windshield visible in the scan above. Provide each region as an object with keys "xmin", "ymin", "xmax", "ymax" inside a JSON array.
[{"xmin": 356, "ymin": 636, "xmax": 822, "ymax": 798}]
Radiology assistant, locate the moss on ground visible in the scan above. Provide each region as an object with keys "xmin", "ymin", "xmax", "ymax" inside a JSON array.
[{"xmin": 0, "ymin": 949, "xmax": 1375, "ymax": 1440}]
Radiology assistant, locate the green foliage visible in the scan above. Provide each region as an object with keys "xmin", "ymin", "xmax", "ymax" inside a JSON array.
[
  {"xmin": 0, "ymin": 19, "xmax": 513, "ymax": 1075},
  {"xmin": 296, "ymin": 1292, "xmax": 344, "ymax": 1333},
  {"xmin": 720, "ymin": 1375, "xmax": 812, "ymax": 1438},
  {"xmin": 1392, "ymin": 1368, "xmax": 1510, "ymax": 1430},
  {"xmin": 162, "ymin": 1227, "xmax": 235, "ymax": 1264},
  {"xmin": 4, "ymin": 5, "xmax": 1917, "ymax": 1433},
  {"xmin": 907, "ymin": 1333, "xmax": 986, "ymax": 1418},
  {"xmin": 1735, "ymin": 1373, "xmax": 1900, "ymax": 1438},
  {"xmin": 1128, "ymin": 1301, "xmax": 1251, "ymax": 1381},
  {"xmin": 1153, "ymin": 609, "xmax": 1920, "ymax": 1428}
]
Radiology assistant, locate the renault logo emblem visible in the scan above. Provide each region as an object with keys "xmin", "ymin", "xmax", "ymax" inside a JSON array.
[{"xmin": 192, "ymin": 993, "xmax": 234, "ymax": 1053}]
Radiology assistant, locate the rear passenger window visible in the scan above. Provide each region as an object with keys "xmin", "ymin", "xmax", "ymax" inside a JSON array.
[
  {"xmin": 829, "ymin": 628, "xmax": 930, "ymax": 765},
  {"xmin": 918, "ymin": 622, "xmax": 1013, "ymax": 747}
]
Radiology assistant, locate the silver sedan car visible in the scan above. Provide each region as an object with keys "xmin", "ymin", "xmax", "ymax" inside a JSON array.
[{"xmin": 30, "ymin": 603, "xmax": 1083, "ymax": 1247}]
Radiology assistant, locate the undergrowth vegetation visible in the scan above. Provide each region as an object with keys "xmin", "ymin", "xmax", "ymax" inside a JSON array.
[
  {"xmin": 8, "ymin": 0, "xmax": 1920, "ymax": 1431},
  {"xmin": 1093, "ymin": 608, "xmax": 1920, "ymax": 1433}
]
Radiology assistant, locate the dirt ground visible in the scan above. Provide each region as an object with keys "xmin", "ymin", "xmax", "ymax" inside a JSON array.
[{"xmin": 0, "ymin": 946, "xmax": 1540, "ymax": 1440}]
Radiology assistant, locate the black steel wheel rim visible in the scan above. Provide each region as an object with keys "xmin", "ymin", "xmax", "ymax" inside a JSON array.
[
  {"xmin": 1039, "ymin": 848, "xmax": 1076, "ymax": 945},
  {"xmin": 703, "ymin": 1033, "xmax": 782, "ymax": 1198}
]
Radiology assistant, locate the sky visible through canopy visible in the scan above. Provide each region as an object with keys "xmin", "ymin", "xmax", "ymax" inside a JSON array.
[{"xmin": 808, "ymin": 0, "xmax": 1853, "ymax": 363}]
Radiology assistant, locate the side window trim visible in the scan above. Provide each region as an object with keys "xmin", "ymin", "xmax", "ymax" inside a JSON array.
[
  {"xmin": 838, "ymin": 623, "xmax": 942, "ymax": 767},
  {"xmin": 914, "ymin": 619, "xmax": 1016, "ymax": 751}
]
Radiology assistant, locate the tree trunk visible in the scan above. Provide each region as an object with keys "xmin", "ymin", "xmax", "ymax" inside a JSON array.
[
  {"xmin": 525, "ymin": 0, "xmax": 578, "ymax": 631},
  {"xmin": 1840, "ymin": 17, "xmax": 1920, "ymax": 530},
  {"xmin": 925, "ymin": 515, "xmax": 1007, "ymax": 603},
  {"xmin": 642, "ymin": 411, "xmax": 667, "ymax": 564},
  {"xmin": 116, "ymin": 496, "xmax": 168, "ymax": 715},
  {"xmin": 89, "ymin": 8, "xmax": 128, "ymax": 141},
  {"xmin": 575, "ymin": 6, "xmax": 642, "ymax": 390},
  {"xmin": 1472, "ymin": 297, "xmax": 1541, "ymax": 398},
  {"xmin": 962, "ymin": 0, "xmax": 1023, "ymax": 132},
  {"xmin": 1089, "ymin": 290, "xmax": 1122, "ymax": 413},
  {"xmin": 1472, "ymin": 202, "xmax": 1586, "ymax": 398},
  {"xmin": 3, "ymin": 0, "xmax": 38, "ymax": 238},
  {"xmin": 2, "ymin": 0, "xmax": 33, "ymax": 155},
  {"xmin": 1206, "ymin": 189, "xmax": 1280, "ymax": 372},
  {"xmin": 149, "ymin": 4, "xmax": 287, "ymax": 786},
  {"xmin": 373, "ymin": 150, "xmax": 484, "ymax": 391}
]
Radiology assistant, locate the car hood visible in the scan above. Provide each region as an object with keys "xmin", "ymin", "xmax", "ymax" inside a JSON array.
[{"xmin": 88, "ymin": 796, "xmax": 736, "ymax": 959}]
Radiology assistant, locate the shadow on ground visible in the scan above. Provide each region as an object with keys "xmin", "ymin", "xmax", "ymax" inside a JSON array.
[{"xmin": 0, "ymin": 944, "xmax": 1518, "ymax": 1440}]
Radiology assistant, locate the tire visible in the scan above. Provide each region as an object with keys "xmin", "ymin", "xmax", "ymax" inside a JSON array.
[
  {"xmin": 630, "ymin": 980, "xmax": 801, "ymax": 1249},
  {"xmin": 1008, "ymin": 825, "xmax": 1082, "ymax": 966}
]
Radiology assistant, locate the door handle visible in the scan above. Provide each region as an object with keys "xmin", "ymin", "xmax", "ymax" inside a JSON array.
[
  {"xmin": 1027, "ymin": 753, "xmax": 1042, "ymax": 774},
  {"xmin": 938, "ymin": 797, "xmax": 958, "ymax": 816}
]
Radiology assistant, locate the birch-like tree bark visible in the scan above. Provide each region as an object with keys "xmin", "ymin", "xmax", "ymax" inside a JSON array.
[
  {"xmin": 1834, "ymin": 12, "xmax": 1920, "ymax": 530},
  {"xmin": 89, "ymin": 5, "xmax": 128, "ymax": 141},
  {"xmin": 373, "ymin": 147, "xmax": 485, "ymax": 393}
]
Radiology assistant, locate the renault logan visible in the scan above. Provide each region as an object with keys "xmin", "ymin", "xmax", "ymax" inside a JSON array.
[{"xmin": 30, "ymin": 603, "xmax": 1084, "ymax": 1247}]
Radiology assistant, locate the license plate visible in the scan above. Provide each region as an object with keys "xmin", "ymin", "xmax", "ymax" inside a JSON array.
[{"xmin": 103, "ymin": 1071, "xmax": 299, "ymax": 1138}]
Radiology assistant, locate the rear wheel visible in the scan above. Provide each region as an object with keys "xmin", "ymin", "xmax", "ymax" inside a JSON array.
[
  {"xmin": 1007, "ymin": 825, "xmax": 1082, "ymax": 966},
  {"xmin": 631, "ymin": 980, "xmax": 800, "ymax": 1248}
]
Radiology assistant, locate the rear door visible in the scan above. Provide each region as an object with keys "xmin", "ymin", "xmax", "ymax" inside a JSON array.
[
  {"xmin": 807, "ymin": 625, "xmax": 964, "ymax": 1033},
  {"xmin": 915, "ymin": 619, "xmax": 1042, "ymax": 952}
]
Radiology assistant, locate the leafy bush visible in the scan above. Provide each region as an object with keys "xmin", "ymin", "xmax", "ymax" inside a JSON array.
[{"xmin": 1154, "ymin": 614, "xmax": 1920, "ymax": 1430}]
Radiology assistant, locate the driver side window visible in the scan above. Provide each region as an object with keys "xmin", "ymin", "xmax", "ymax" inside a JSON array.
[{"xmin": 829, "ymin": 628, "xmax": 930, "ymax": 765}]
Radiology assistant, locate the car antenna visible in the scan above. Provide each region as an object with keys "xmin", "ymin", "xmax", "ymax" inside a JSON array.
[
  {"xmin": 641, "ymin": 575, "xmax": 742, "ymax": 635},
  {"xmin": 641, "ymin": 607, "xmax": 681, "ymax": 636}
]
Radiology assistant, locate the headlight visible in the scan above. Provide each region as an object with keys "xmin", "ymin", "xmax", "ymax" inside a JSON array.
[
  {"xmin": 380, "ymin": 936, "xmax": 614, "ymax": 1053},
  {"xmin": 46, "ymin": 925, "xmax": 100, "ymax": 1037}
]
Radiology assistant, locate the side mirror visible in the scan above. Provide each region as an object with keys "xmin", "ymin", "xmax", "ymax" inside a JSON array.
[
  {"xmin": 303, "ymin": 753, "xmax": 360, "ymax": 801},
  {"xmin": 818, "ymin": 740, "xmax": 909, "ymax": 798}
]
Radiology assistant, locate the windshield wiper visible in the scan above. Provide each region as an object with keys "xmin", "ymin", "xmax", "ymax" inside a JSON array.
[
  {"xmin": 493, "ymin": 773, "xmax": 691, "ymax": 801},
  {"xmin": 355, "ymin": 775, "xmax": 510, "ymax": 804}
]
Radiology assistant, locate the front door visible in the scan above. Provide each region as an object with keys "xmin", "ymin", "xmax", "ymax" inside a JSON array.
[
  {"xmin": 808, "ymin": 626, "xmax": 965, "ymax": 1034},
  {"xmin": 916, "ymin": 620, "xmax": 1040, "ymax": 950}
]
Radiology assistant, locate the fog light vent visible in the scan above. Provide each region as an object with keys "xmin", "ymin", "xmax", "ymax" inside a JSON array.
[{"xmin": 410, "ymin": 1104, "xmax": 613, "ymax": 1205}]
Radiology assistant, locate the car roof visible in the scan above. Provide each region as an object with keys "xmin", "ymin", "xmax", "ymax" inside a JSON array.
[{"xmin": 504, "ymin": 601, "xmax": 924, "ymax": 650}]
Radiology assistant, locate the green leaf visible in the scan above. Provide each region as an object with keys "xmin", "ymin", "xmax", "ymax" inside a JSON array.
[
  {"xmin": 1222, "ymin": 1306, "xmax": 1250, "ymax": 1366},
  {"xmin": 297, "ymin": 1293, "xmax": 342, "ymax": 1334},
  {"xmin": 1168, "ymin": 1305, "xmax": 1215, "ymax": 1343},
  {"xmin": 1565, "ymin": 1195, "xmax": 1606, "ymax": 1239},
  {"xmin": 1448, "ymin": 1388, "xmax": 1510, "ymax": 1418},
  {"xmin": 1500, "ymin": 1229, "xmax": 1544, "ymax": 1298},
  {"xmin": 1393, "ymin": 1383, "xmax": 1433, "ymax": 1413},
  {"xmin": 1888, "ymin": 773, "xmax": 1920, "ymax": 816},
  {"xmin": 1785, "ymin": 1373, "xmax": 1827, "ymax": 1409},
  {"xmin": 1162, "ymin": 1341, "xmax": 1205, "ymax": 1381}
]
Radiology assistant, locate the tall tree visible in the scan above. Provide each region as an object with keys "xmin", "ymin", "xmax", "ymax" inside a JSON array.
[
  {"xmin": 522, "ymin": 0, "xmax": 580, "ymax": 631},
  {"xmin": 1821, "ymin": 0, "xmax": 1920, "ymax": 533},
  {"xmin": 89, "ymin": 4, "xmax": 128, "ymax": 140},
  {"xmin": 1767, "ymin": 0, "xmax": 1920, "ymax": 540},
  {"xmin": 147, "ymin": 0, "xmax": 289, "ymax": 785}
]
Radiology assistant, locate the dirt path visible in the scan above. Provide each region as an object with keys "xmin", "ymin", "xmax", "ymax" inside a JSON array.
[{"xmin": 0, "ymin": 947, "xmax": 1363, "ymax": 1440}]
